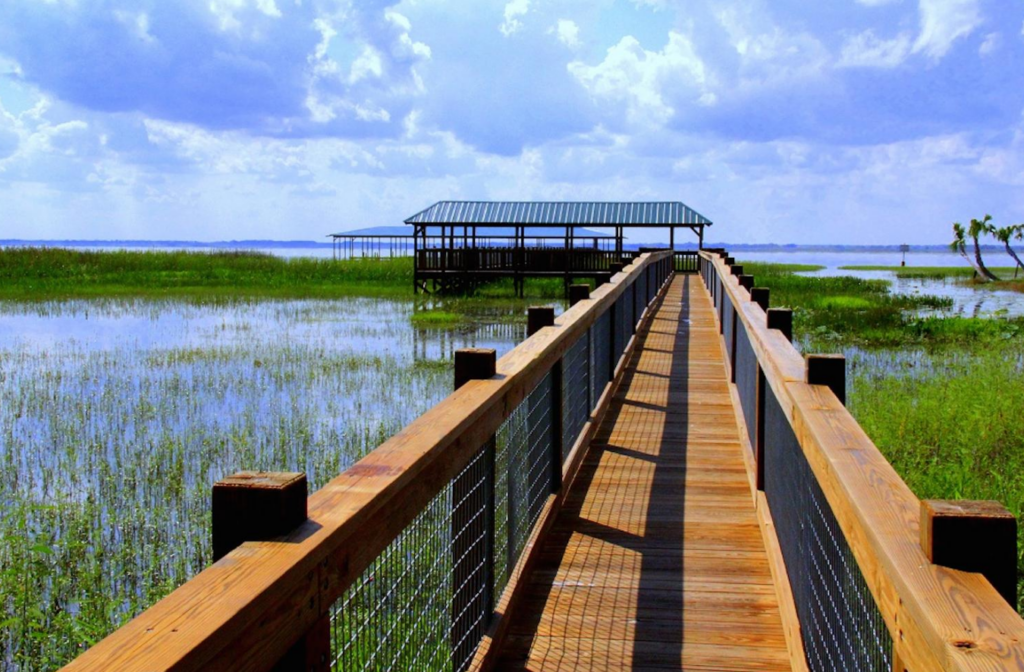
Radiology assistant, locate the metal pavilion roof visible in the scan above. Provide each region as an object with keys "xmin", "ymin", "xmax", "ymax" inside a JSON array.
[{"xmin": 403, "ymin": 201, "xmax": 712, "ymax": 227}]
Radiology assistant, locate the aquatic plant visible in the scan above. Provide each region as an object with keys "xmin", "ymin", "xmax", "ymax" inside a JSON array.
[{"xmin": 0, "ymin": 295, "xmax": 528, "ymax": 670}]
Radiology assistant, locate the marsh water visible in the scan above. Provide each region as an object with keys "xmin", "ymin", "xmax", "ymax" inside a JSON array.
[
  {"xmin": 739, "ymin": 250, "xmax": 1024, "ymax": 318},
  {"xmin": 0, "ymin": 295, "xmax": 535, "ymax": 668}
]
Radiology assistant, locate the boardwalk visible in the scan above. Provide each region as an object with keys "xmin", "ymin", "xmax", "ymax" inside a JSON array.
[{"xmin": 496, "ymin": 275, "xmax": 792, "ymax": 671}]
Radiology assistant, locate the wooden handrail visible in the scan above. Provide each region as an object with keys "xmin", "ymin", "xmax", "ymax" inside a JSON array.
[
  {"xmin": 61, "ymin": 252, "xmax": 673, "ymax": 672},
  {"xmin": 699, "ymin": 251, "xmax": 1024, "ymax": 671}
]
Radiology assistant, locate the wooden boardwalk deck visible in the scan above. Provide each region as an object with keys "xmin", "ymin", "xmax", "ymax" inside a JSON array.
[{"xmin": 495, "ymin": 275, "xmax": 793, "ymax": 671}]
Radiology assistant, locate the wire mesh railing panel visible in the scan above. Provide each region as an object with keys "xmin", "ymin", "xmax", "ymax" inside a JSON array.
[
  {"xmin": 637, "ymin": 272, "xmax": 647, "ymax": 322},
  {"xmin": 723, "ymin": 298, "xmax": 735, "ymax": 369},
  {"xmin": 561, "ymin": 335, "xmax": 590, "ymax": 463},
  {"xmin": 331, "ymin": 442, "xmax": 495, "ymax": 672},
  {"xmin": 763, "ymin": 384, "xmax": 892, "ymax": 672},
  {"xmin": 734, "ymin": 322, "xmax": 758, "ymax": 453},
  {"xmin": 496, "ymin": 372, "xmax": 554, "ymax": 580},
  {"xmin": 593, "ymin": 309, "xmax": 612, "ymax": 396},
  {"xmin": 622, "ymin": 283, "xmax": 635, "ymax": 344}
]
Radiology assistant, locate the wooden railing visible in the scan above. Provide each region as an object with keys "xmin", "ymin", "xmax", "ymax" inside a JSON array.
[
  {"xmin": 416, "ymin": 247, "xmax": 624, "ymax": 273},
  {"xmin": 61, "ymin": 252, "xmax": 675, "ymax": 672},
  {"xmin": 699, "ymin": 250, "xmax": 1024, "ymax": 671},
  {"xmin": 673, "ymin": 250, "xmax": 699, "ymax": 273}
]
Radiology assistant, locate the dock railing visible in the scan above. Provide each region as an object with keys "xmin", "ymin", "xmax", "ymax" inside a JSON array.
[
  {"xmin": 61, "ymin": 252, "xmax": 675, "ymax": 672},
  {"xmin": 699, "ymin": 250, "xmax": 1024, "ymax": 671}
]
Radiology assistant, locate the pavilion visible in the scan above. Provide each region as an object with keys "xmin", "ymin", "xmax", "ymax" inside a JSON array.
[{"xmin": 403, "ymin": 200, "xmax": 712, "ymax": 295}]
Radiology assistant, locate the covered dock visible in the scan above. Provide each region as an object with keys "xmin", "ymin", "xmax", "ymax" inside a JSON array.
[{"xmin": 405, "ymin": 201, "xmax": 712, "ymax": 295}]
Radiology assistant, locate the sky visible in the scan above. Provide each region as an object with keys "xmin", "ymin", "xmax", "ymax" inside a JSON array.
[{"xmin": 0, "ymin": 0, "xmax": 1022, "ymax": 244}]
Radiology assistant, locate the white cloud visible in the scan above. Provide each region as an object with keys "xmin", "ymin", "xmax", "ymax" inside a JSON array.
[
  {"xmin": 913, "ymin": 0, "xmax": 983, "ymax": 59},
  {"xmin": 553, "ymin": 19, "xmax": 580, "ymax": 49},
  {"xmin": 839, "ymin": 31, "xmax": 912, "ymax": 68},
  {"xmin": 979, "ymin": 32, "xmax": 1000, "ymax": 56},
  {"xmin": 113, "ymin": 11, "xmax": 155, "ymax": 44},
  {"xmin": 500, "ymin": 0, "xmax": 529, "ymax": 37},
  {"xmin": 715, "ymin": 7, "xmax": 829, "ymax": 83},
  {"xmin": 568, "ymin": 32, "xmax": 710, "ymax": 128},
  {"xmin": 350, "ymin": 46, "xmax": 383, "ymax": 84},
  {"xmin": 855, "ymin": 0, "xmax": 901, "ymax": 5}
]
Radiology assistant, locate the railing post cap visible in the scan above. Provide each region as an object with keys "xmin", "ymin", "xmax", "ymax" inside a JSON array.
[
  {"xmin": 212, "ymin": 471, "xmax": 308, "ymax": 562},
  {"xmin": 454, "ymin": 348, "xmax": 496, "ymax": 389},
  {"xmin": 527, "ymin": 306, "xmax": 557, "ymax": 336},
  {"xmin": 921, "ymin": 499, "xmax": 1017, "ymax": 606},
  {"xmin": 215, "ymin": 471, "xmax": 305, "ymax": 489}
]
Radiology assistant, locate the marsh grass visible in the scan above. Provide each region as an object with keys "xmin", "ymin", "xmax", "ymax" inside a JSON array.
[
  {"xmin": 0, "ymin": 294, "xmax": 529, "ymax": 669},
  {"xmin": 840, "ymin": 264, "xmax": 1024, "ymax": 288},
  {"xmin": 747, "ymin": 261, "xmax": 1024, "ymax": 611},
  {"xmin": 0, "ymin": 248, "xmax": 416, "ymax": 300}
]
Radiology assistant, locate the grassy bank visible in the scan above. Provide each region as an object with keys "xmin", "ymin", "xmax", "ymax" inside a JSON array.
[
  {"xmin": 0, "ymin": 248, "xmax": 588, "ymax": 302},
  {"xmin": 0, "ymin": 248, "xmax": 418, "ymax": 300},
  {"xmin": 839, "ymin": 264, "xmax": 1023, "ymax": 288},
  {"xmin": 742, "ymin": 261, "xmax": 1024, "ymax": 610},
  {"xmin": 738, "ymin": 261, "xmax": 1023, "ymax": 349}
]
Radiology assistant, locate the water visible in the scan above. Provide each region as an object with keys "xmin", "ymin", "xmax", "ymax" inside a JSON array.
[
  {"xmin": 0, "ymin": 295, "xmax": 529, "ymax": 669},
  {"xmin": 737, "ymin": 250, "xmax": 1024, "ymax": 318}
]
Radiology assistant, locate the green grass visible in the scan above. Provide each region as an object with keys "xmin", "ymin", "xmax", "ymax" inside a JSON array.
[
  {"xmin": 0, "ymin": 248, "xmax": 416, "ymax": 300},
  {"xmin": 839, "ymin": 264, "xmax": 1023, "ymax": 285},
  {"xmin": 740, "ymin": 261, "xmax": 975, "ymax": 349},
  {"xmin": 849, "ymin": 345, "xmax": 1024, "ymax": 611},
  {"xmin": 410, "ymin": 310, "xmax": 466, "ymax": 327},
  {"xmin": 745, "ymin": 262, "xmax": 1024, "ymax": 611}
]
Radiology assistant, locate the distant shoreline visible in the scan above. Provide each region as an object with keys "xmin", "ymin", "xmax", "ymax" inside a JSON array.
[{"xmin": 0, "ymin": 239, "xmax": 990, "ymax": 253}]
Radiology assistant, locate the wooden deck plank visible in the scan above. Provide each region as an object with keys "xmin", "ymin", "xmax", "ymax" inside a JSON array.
[{"xmin": 495, "ymin": 275, "xmax": 792, "ymax": 671}]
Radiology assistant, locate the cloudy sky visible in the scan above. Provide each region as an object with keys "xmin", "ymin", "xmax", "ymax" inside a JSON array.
[{"xmin": 0, "ymin": 0, "xmax": 1021, "ymax": 244}]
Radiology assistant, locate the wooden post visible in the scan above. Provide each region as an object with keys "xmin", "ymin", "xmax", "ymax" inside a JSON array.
[
  {"xmin": 452, "ymin": 348, "xmax": 496, "ymax": 671},
  {"xmin": 527, "ymin": 306, "xmax": 556, "ymax": 337},
  {"xmin": 724, "ymin": 256, "xmax": 735, "ymax": 266},
  {"xmin": 212, "ymin": 472, "xmax": 307, "ymax": 562},
  {"xmin": 766, "ymin": 308, "xmax": 793, "ymax": 343},
  {"xmin": 569, "ymin": 283, "xmax": 590, "ymax": 307},
  {"xmin": 920, "ymin": 500, "xmax": 1017, "ymax": 606},
  {"xmin": 751, "ymin": 287, "xmax": 770, "ymax": 312},
  {"xmin": 212, "ymin": 473, "xmax": 328, "ymax": 672},
  {"xmin": 609, "ymin": 261, "xmax": 624, "ymax": 276},
  {"xmin": 731, "ymin": 264, "xmax": 744, "ymax": 276},
  {"xmin": 806, "ymin": 354, "xmax": 846, "ymax": 406},
  {"xmin": 738, "ymin": 274, "xmax": 754, "ymax": 291}
]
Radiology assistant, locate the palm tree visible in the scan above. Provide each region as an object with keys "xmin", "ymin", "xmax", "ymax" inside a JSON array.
[
  {"xmin": 968, "ymin": 215, "xmax": 1000, "ymax": 281},
  {"xmin": 994, "ymin": 224, "xmax": 1024, "ymax": 278},
  {"xmin": 951, "ymin": 222, "xmax": 990, "ymax": 279}
]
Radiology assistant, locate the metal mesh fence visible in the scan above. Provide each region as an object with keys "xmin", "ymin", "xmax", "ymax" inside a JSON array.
[
  {"xmin": 593, "ymin": 309, "xmax": 612, "ymax": 397},
  {"xmin": 637, "ymin": 271, "xmax": 647, "ymax": 321},
  {"xmin": 561, "ymin": 335, "xmax": 590, "ymax": 463},
  {"xmin": 763, "ymin": 384, "xmax": 892, "ymax": 672},
  {"xmin": 722, "ymin": 297, "xmax": 735, "ymax": 372},
  {"xmin": 734, "ymin": 322, "xmax": 758, "ymax": 453},
  {"xmin": 622, "ymin": 282, "xmax": 635, "ymax": 344},
  {"xmin": 496, "ymin": 370, "xmax": 554, "ymax": 589},
  {"xmin": 331, "ymin": 447, "xmax": 484, "ymax": 672}
]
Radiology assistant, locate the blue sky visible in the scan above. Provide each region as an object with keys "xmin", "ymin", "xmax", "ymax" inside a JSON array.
[{"xmin": 0, "ymin": 0, "xmax": 1022, "ymax": 244}]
